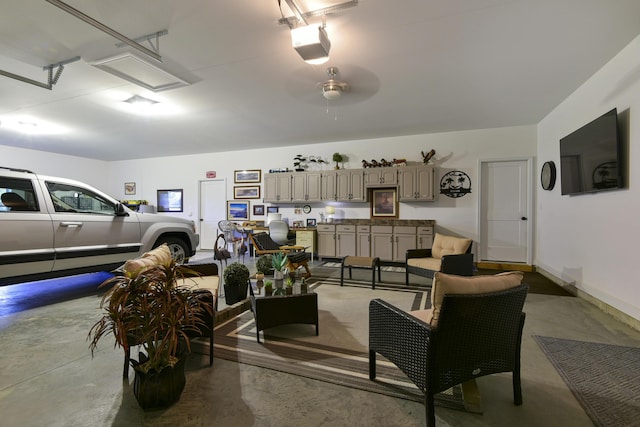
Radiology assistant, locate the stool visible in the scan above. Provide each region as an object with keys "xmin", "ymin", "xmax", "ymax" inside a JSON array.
[{"xmin": 340, "ymin": 256, "xmax": 381, "ymax": 289}]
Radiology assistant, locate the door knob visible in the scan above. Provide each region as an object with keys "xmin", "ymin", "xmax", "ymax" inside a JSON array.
[{"xmin": 521, "ymin": 217, "xmax": 528, "ymax": 220}]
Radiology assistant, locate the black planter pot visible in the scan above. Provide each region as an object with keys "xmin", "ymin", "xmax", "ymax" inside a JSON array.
[
  {"xmin": 132, "ymin": 355, "xmax": 186, "ymax": 411},
  {"xmin": 224, "ymin": 280, "xmax": 249, "ymax": 305}
]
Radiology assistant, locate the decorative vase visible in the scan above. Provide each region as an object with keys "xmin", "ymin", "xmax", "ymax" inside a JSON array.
[
  {"xmin": 274, "ymin": 270, "xmax": 284, "ymax": 280},
  {"xmin": 132, "ymin": 354, "xmax": 186, "ymax": 411}
]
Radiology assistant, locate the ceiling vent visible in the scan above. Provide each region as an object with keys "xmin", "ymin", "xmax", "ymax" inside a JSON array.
[{"xmin": 90, "ymin": 52, "xmax": 189, "ymax": 92}]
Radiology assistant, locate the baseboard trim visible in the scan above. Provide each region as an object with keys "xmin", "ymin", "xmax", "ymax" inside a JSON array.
[
  {"xmin": 476, "ymin": 262, "xmax": 535, "ymax": 272},
  {"xmin": 536, "ymin": 266, "xmax": 640, "ymax": 332}
]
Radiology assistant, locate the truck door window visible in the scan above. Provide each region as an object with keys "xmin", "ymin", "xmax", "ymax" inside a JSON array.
[
  {"xmin": 46, "ymin": 181, "xmax": 115, "ymax": 215},
  {"xmin": 0, "ymin": 178, "xmax": 39, "ymax": 212}
]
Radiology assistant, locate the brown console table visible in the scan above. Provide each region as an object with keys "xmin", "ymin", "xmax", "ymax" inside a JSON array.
[{"xmin": 249, "ymin": 286, "xmax": 318, "ymax": 343}]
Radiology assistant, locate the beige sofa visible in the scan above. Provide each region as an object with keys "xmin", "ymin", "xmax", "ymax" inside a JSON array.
[{"xmin": 405, "ymin": 233, "xmax": 474, "ymax": 286}]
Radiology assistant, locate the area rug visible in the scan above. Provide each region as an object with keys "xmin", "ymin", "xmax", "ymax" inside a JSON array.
[
  {"xmin": 534, "ymin": 335, "xmax": 640, "ymax": 427},
  {"xmin": 211, "ymin": 280, "xmax": 466, "ymax": 411}
]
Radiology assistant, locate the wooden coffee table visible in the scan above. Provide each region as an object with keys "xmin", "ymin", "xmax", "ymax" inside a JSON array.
[{"xmin": 249, "ymin": 286, "xmax": 318, "ymax": 343}]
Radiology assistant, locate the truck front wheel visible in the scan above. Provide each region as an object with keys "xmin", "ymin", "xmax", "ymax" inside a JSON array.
[{"xmin": 154, "ymin": 237, "xmax": 190, "ymax": 264}]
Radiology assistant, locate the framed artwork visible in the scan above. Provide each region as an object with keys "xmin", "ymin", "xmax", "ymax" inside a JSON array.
[
  {"xmin": 157, "ymin": 189, "xmax": 183, "ymax": 212},
  {"xmin": 253, "ymin": 204, "xmax": 265, "ymax": 216},
  {"xmin": 306, "ymin": 218, "xmax": 317, "ymax": 227},
  {"xmin": 266, "ymin": 206, "xmax": 279, "ymax": 214},
  {"xmin": 234, "ymin": 185, "xmax": 261, "ymax": 199},
  {"xmin": 234, "ymin": 169, "xmax": 262, "ymax": 184},
  {"xmin": 124, "ymin": 182, "xmax": 136, "ymax": 195},
  {"xmin": 227, "ymin": 200, "xmax": 249, "ymax": 220},
  {"xmin": 292, "ymin": 220, "xmax": 304, "ymax": 228},
  {"xmin": 371, "ymin": 188, "xmax": 398, "ymax": 218}
]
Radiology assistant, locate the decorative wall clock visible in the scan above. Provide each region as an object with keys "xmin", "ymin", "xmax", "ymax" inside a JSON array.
[{"xmin": 541, "ymin": 161, "xmax": 556, "ymax": 191}]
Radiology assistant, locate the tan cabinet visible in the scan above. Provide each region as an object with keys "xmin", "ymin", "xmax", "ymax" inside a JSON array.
[
  {"xmin": 291, "ymin": 172, "xmax": 322, "ymax": 202},
  {"xmin": 417, "ymin": 226, "xmax": 434, "ymax": 249},
  {"xmin": 264, "ymin": 173, "xmax": 292, "ymax": 203},
  {"xmin": 370, "ymin": 225, "xmax": 393, "ymax": 260},
  {"xmin": 398, "ymin": 166, "xmax": 435, "ymax": 201},
  {"xmin": 317, "ymin": 224, "xmax": 336, "ymax": 258},
  {"xmin": 357, "ymin": 225, "xmax": 371, "ymax": 257},
  {"xmin": 336, "ymin": 170, "xmax": 365, "ymax": 202},
  {"xmin": 365, "ymin": 168, "xmax": 398, "ymax": 187},
  {"xmin": 321, "ymin": 171, "xmax": 337, "ymax": 201},
  {"xmin": 393, "ymin": 226, "xmax": 417, "ymax": 261},
  {"xmin": 336, "ymin": 225, "xmax": 356, "ymax": 258}
]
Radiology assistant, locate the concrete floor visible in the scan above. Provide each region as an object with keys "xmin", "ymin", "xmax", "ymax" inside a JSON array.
[{"xmin": 1, "ymin": 252, "xmax": 640, "ymax": 426}]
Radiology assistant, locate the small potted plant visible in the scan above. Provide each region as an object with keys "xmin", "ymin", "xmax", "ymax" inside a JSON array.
[
  {"xmin": 223, "ymin": 262, "xmax": 250, "ymax": 305},
  {"xmin": 285, "ymin": 276, "xmax": 294, "ymax": 295},
  {"xmin": 256, "ymin": 254, "xmax": 274, "ymax": 276},
  {"xmin": 271, "ymin": 252, "xmax": 288, "ymax": 281},
  {"xmin": 332, "ymin": 152, "xmax": 343, "ymax": 170},
  {"xmin": 264, "ymin": 280, "xmax": 273, "ymax": 296}
]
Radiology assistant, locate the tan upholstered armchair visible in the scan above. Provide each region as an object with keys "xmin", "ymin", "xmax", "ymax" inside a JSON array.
[
  {"xmin": 370, "ymin": 272, "xmax": 528, "ymax": 427},
  {"xmin": 406, "ymin": 233, "xmax": 473, "ymax": 286}
]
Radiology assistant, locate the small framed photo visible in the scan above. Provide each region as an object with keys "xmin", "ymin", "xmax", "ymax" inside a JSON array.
[
  {"xmin": 306, "ymin": 218, "xmax": 317, "ymax": 227},
  {"xmin": 253, "ymin": 204, "xmax": 265, "ymax": 216},
  {"xmin": 266, "ymin": 206, "xmax": 279, "ymax": 214},
  {"xmin": 227, "ymin": 200, "xmax": 249, "ymax": 220},
  {"xmin": 234, "ymin": 185, "xmax": 261, "ymax": 199},
  {"xmin": 292, "ymin": 220, "xmax": 304, "ymax": 228},
  {"xmin": 371, "ymin": 188, "xmax": 398, "ymax": 218},
  {"xmin": 234, "ymin": 169, "xmax": 262, "ymax": 184},
  {"xmin": 124, "ymin": 182, "xmax": 136, "ymax": 195}
]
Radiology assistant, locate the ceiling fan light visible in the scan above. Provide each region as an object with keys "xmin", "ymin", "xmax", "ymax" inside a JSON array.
[
  {"xmin": 291, "ymin": 25, "xmax": 331, "ymax": 63},
  {"xmin": 323, "ymin": 87, "xmax": 341, "ymax": 100}
]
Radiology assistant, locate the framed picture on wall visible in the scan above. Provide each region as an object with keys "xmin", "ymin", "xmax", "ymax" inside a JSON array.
[
  {"xmin": 253, "ymin": 204, "xmax": 265, "ymax": 216},
  {"xmin": 371, "ymin": 188, "xmax": 398, "ymax": 218},
  {"xmin": 233, "ymin": 185, "xmax": 260, "ymax": 199},
  {"xmin": 227, "ymin": 200, "xmax": 249, "ymax": 220},
  {"xmin": 234, "ymin": 169, "xmax": 262, "ymax": 183},
  {"xmin": 266, "ymin": 206, "xmax": 279, "ymax": 214},
  {"xmin": 124, "ymin": 182, "xmax": 136, "ymax": 195}
]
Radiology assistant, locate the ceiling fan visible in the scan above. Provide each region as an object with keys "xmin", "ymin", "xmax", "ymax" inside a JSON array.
[
  {"xmin": 321, "ymin": 66, "xmax": 348, "ymax": 100},
  {"xmin": 285, "ymin": 64, "xmax": 380, "ymax": 106}
]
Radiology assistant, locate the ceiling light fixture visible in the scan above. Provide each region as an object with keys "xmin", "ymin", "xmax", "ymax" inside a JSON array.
[
  {"xmin": 291, "ymin": 25, "xmax": 331, "ymax": 64},
  {"xmin": 124, "ymin": 95, "xmax": 159, "ymax": 106},
  {"xmin": 321, "ymin": 67, "xmax": 347, "ymax": 100},
  {"xmin": 91, "ymin": 52, "xmax": 190, "ymax": 92}
]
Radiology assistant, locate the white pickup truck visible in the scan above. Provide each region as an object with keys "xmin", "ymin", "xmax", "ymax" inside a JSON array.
[{"xmin": 0, "ymin": 166, "xmax": 199, "ymax": 285}]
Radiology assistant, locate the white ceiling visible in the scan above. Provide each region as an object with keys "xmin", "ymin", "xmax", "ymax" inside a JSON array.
[{"xmin": 1, "ymin": 0, "xmax": 639, "ymax": 161}]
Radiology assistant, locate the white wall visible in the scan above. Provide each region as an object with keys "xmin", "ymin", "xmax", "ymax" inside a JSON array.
[
  {"xmin": 104, "ymin": 125, "xmax": 536, "ymax": 245},
  {"xmin": 537, "ymin": 35, "xmax": 640, "ymax": 321},
  {"xmin": 0, "ymin": 145, "xmax": 109, "ymax": 188}
]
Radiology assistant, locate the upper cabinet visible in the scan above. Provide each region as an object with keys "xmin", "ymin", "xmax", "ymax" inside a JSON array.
[
  {"xmin": 321, "ymin": 171, "xmax": 337, "ymax": 201},
  {"xmin": 264, "ymin": 173, "xmax": 292, "ymax": 203},
  {"xmin": 291, "ymin": 171, "xmax": 322, "ymax": 202},
  {"xmin": 364, "ymin": 168, "xmax": 397, "ymax": 187},
  {"xmin": 397, "ymin": 165, "xmax": 435, "ymax": 201},
  {"xmin": 336, "ymin": 170, "xmax": 365, "ymax": 202}
]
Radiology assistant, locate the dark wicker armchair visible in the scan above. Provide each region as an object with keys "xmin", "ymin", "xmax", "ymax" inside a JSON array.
[
  {"xmin": 405, "ymin": 233, "xmax": 474, "ymax": 286},
  {"xmin": 369, "ymin": 276, "xmax": 528, "ymax": 426}
]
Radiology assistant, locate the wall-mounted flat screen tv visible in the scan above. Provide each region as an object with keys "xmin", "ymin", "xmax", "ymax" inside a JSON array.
[
  {"xmin": 560, "ymin": 108, "xmax": 622, "ymax": 196},
  {"xmin": 157, "ymin": 189, "xmax": 183, "ymax": 212}
]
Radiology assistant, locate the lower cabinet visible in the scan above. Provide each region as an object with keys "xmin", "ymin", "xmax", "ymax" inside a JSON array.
[
  {"xmin": 371, "ymin": 226, "xmax": 393, "ymax": 261},
  {"xmin": 317, "ymin": 224, "xmax": 336, "ymax": 258},
  {"xmin": 357, "ymin": 225, "xmax": 371, "ymax": 257},
  {"xmin": 316, "ymin": 223, "xmax": 432, "ymax": 261},
  {"xmin": 336, "ymin": 225, "xmax": 356, "ymax": 258},
  {"xmin": 295, "ymin": 229, "xmax": 317, "ymax": 260}
]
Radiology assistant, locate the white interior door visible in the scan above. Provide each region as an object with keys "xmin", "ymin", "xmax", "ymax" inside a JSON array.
[
  {"xmin": 479, "ymin": 159, "xmax": 532, "ymax": 263},
  {"xmin": 199, "ymin": 179, "xmax": 226, "ymax": 250}
]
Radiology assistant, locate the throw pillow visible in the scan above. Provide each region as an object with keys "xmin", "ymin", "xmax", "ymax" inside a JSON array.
[
  {"xmin": 430, "ymin": 233, "xmax": 472, "ymax": 259},
  {"xmin": 430, "ymin": 271, "xmax": 524, "ymax": 326}
]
